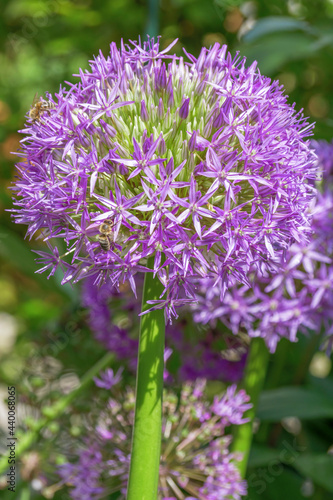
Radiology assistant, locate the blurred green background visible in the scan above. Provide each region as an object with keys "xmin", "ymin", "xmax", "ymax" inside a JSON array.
[{"xmin": 1, "ymin": 0, "xmax": 333, "ymax": 499}]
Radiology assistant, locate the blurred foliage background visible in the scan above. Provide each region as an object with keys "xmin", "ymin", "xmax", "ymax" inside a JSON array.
[{"xmin": 1, "ymin": 0, "xmax": 333, "ymax": 499}]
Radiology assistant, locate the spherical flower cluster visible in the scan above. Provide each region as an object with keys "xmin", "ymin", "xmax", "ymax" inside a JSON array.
[
  {"xmin": 81, "ymin": 276, "xmax": 247, "ymax": 382},
  {"xmin": 58, "ymin": 376, "xmax": 251, "ymax": 499},
  {"xmin": 12, "ymin": 37, "xmax": 316, "ymax": 318},
  {"xmin": 193, "ymin": 141, "xmax": 333, "ymax": 352}
]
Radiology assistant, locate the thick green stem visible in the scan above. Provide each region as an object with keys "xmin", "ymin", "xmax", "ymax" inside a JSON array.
[
  {"xmin": 127, "ymin": 258, "xmax": 165, "ymax": 500},
  {"xmin": 145, "ymin": 0, "xmax": 159, "ymax": 39},
  {"xmin": 0, "ymin": 351, "xmax": 114, "ymax": 475},
  {"xmin": 232, "ymin": 337, "xmax": 270, "ymax": 477}
]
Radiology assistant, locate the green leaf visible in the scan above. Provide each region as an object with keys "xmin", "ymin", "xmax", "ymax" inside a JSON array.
[
  {"xmin": 0, "ymin": 226, "xmax": 41, "ymax": 277},
  {"xmin": 247, "ymin": 466, "xmax": 305, "ymax": 500},
  {"xmin": 293, "ymin": 454, "xmax": 333, "ymax": 492},
  {"xmin": 243, "ymin": 16, "xmax": 313, "ymax": 43},
  {"xmin": 249, "ymin": 444, "xmax": 283, "ymax": 467},
  {"xmin": 308, "ymin": 374, "xmax": 333, "ymax": 399},
  {"xmin": 239, "ymin": 33, "xmax": 315, "ymax": 75},
  {"xmin": 257, "ymin": 387, "xmax": 333, "ymax": 421}
]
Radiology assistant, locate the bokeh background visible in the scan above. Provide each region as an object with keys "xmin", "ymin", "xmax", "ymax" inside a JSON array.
[{"xmin": 1, "ymin": 0, "xmax": 333, "ymax": 499}]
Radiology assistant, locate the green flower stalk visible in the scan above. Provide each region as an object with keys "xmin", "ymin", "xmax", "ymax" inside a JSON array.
[
  {"xmin": 231, "ymin": 338, "xmax": 270, "ymax": 477},
  {"xmin": 127, "ymin": 258, "xmax": 165, "ymax": 499}
]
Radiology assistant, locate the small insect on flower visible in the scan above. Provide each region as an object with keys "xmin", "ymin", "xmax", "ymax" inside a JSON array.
[
  {"xmin": 28, "ymin": 93, "xmax": 55, "ymax": 123},
  {"xmin": 97, "ymin": 218, "xmax": 115, "ymax": 252},
  {"xmin": 99, "ymin": 218, "xmax": 115, "ymax": 235}
]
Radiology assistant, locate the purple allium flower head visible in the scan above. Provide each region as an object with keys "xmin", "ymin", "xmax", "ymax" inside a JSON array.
[
  {"xmin": 193, "ymin": 141, "xmax": 333, "ymax": 352},
  {"xmin": 12, "ymin": 37, "xmax": 316, "ymax": 319},
  {"xmin": 59, "ymin": 379, "xmax": 250, "ymax": 499},
  {"xmin": 81, "ymin": 276, "xmax": 246, "ymax": 382}
]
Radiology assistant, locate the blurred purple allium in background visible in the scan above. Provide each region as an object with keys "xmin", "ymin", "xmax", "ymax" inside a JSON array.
[
  {"xmin": 193, "ymin": 141, "xmax": 333, "ymax": 352},
  {"xmin": 81, "ymin": 276, "xmax": 247, "ymax": 382},
  {"xmin": 12, "ymin": 37, "xmax": 316, "ymax": 319},
  {"xmin": 58, "ymin": 447, "xmax": 104, "ymax": 500},
  {"xmin": 93, "ymin": 367, "xmax": 123, "ymax": 389},
  {"xmin": 311, "ymin": 139, "xmax": 333, "ymax": 189},
  {"xmin": 59, "ymin": 377, "xmax": 251, "ymax": 499}
]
